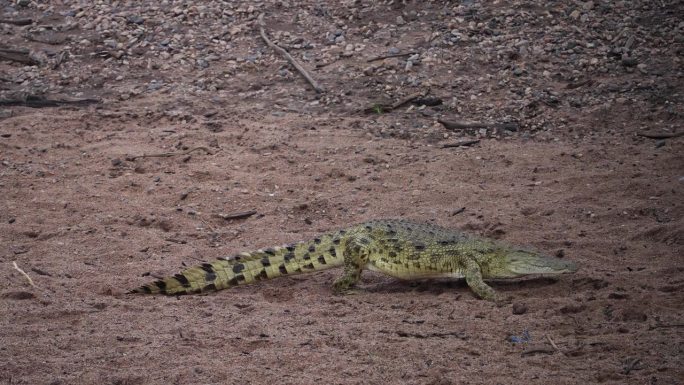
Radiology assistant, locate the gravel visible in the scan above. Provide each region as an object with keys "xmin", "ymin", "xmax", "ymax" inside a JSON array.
[{"xmin": 0, "ymin": 0, "xmax": 681, "ymax": 141}]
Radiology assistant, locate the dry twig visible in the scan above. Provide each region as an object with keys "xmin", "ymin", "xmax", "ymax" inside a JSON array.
[
  {"xmin": 366, "ymin": 51, "xmax": 417, "ymax": 63},
  {"xmin": 0, "ymin": 94, "xmax": 99, "ymax": 107},
  {"xmin": 364, "ymin": 91, "xmax": 427, "ymax": 113},
  {"xmin": 441, "ymin": 139, "xmax": 480, "ymax": 148},
  {"xmin": 0, "ymin": 47, "xmax": 38, "ymax": 65},
  {"xmin": 12, "ymin": 261, "xmax": 36, "ymax": 288},
  {"xmin": 623, "ymin": 358, "xmax": 642, "ymax": 375},
  {"xmin": 648, "ymin": 323, "xmax": 684, "ymax": 330},
  {"xmin": 636, "ymin": 131, "xmax": 683, "ymax": 139},
  {"xmin": 125, "ymin": 146, "xmax": 213, "ymax": 161},
  {"xmin": 257, "ymin": 14, "xmax": 324, "ymax": 93},
  {"xmin": 438, "ymin": 119, "xmax": 490, "ymax": 130},
  {"xmin": 521, "ymin": 346, "xmax": 555, "ymax": 356},
  {"xmin": 0, "ymin": 18, "xmax": 32, "ymax": 26},
  {"xmin": 545, "ymin": 335, "xmax": 566, "ymax": 356},
  {"xmin": 217, "ymin": 210, "xmax": 258, "ymax": 221},
  {"xmin": 390, "ymin": 91, "xmax": 426, "ymax": 110}
]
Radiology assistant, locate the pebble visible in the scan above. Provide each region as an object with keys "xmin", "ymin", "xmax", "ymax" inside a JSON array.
[
  {"xmin": 127, "ymin": 15, "xmax": 145, "ymax": 25},
  {"xmin": 621, "ymin": 56, "xmax": 638, "ymax": 67},
  {"xmin": 512, "ymin": 303, "xmax": 528, "ymax": 315},
  {"xmin": 620, "ymin": 308, "xmax": 648, "ymax": 322},
  {"xmin": 104, "ymin": 39, "xmax": 118, "ymax": 49}
]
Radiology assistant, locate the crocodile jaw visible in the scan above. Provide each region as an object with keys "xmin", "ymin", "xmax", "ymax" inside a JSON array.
[{"xmin": 499, "ymin": 250, "xmax": 578, "ymax": 277}]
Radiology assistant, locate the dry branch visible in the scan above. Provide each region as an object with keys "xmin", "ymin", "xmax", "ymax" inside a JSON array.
[
  {"xmin": 0, "ymin": 47, "xmax": 38, "ymax": 65},
  {"xmin": 441, "ymin": 139, "xmax": 480, "ymax": 148},
  {"xmin": 0, "ymin": 94, "xmax": 99, "ymax": 107},
  {"xmin": 364, "ymin": 91, "xmax": 427, "ymax": 113},
  {"xmin": 257, "ymin": 14, "xmax": 324, "ymax": 93},
  {"xmin": 636, "ymin": 131, "xmax": 683, "ymax": 139},
  {"xmin": 125, "ymin": 146, "xmax": 213, "ymax": 161},
  {"xmin": 438, "ymin": 119, "xmax": 490, "ymax": 130},
  {"xmin": 0, "ymin": 18, "xmax": 32, "ymax": 26},
  {"xmin": 12, "ymin": 261, "xmax": 36, "ymax": 288},
  {"xmin": 545, "ymin": 335, "xmax": 566, "ymax": 356},
  {"xmin": 217, "ymin": 210, "xmax": 257, "ymax": 220},
  {"xmin": 366, "ymin": 51, "xmax": 417, "ymax": 63}
]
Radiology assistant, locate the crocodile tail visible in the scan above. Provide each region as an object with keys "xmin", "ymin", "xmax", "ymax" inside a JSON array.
[{"xmin": 130, "ymin": 232, "xmax": 346, "ymax": 295}]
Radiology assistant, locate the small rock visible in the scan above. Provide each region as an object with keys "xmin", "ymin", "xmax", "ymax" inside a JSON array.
[
  {"xmin": 559, "ymin": 304, "xmax": 586, "ymax": 314},
  {"xmin": 157, "ymin": 219, "xmax": 172, "ymax": 232},
  {"xmin": 621, "ymin": 56, "xmax": 638, "ymax": 67},
  {"xmin": 512, "ymin": 303, "xmax": 528, "ymax": 315},
  {"xmin": 104, "ymin": 39, "xmax": 118, "ymax": 49},
  {"xmin": 126, "ymin": 15, "xmax": 145, "ymax": 25},
  {"xmin": 373, "ymin": 28, "xmax": 391, "ymax": 40},
  {"xmin": 608, "ymin": 292, "xmax": 629, "ymax": 300},
  {"xmin": 620, "ymin": 308, "xmax": 647, "ymax": 322},
  {"xmin": 11, "ymin": 245, "xmax": 28, "ymax": 254},
  {"xmin": 363, "ymin": 65, "xmax": 378, "ymax": 76},
  {"xmin": 147, "ymin": 80, "xmax": 164, "ymax": 91}
]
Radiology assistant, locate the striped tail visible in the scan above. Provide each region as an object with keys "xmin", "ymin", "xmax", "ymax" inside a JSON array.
[{"xmin": 130, "ymin": 231, "xmax": 346, "ymax": 295}]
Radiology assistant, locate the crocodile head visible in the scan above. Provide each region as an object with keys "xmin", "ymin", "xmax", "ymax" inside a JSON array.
[{"xmin": 494, "ymin": 249, "xmax": 578, "ymax": 278}]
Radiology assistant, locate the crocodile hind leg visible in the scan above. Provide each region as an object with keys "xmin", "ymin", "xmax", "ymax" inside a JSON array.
[{"xmin": 332, "ymin": 233, "xmax": 371, "ymax": 294}]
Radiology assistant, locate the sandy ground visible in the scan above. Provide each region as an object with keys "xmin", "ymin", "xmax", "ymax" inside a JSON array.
[{"xmin": 1, "ymin": 1, "xmax": 683, "ymax": 384}]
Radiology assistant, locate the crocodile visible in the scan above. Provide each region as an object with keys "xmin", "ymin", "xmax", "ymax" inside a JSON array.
[{"xmin": 130, "ymin": 219, "xmax": 577, "ymax": 301}]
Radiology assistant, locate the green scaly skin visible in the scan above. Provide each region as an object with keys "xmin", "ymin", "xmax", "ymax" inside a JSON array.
[{"xmin": 130, "ymin": 219, "xmax": 578, "ymax": 301}]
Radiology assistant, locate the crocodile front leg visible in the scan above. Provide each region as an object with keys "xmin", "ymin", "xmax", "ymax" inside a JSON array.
[{"xmin": 463, "ymin": 259, "xmax": 497, "ymax": 301}]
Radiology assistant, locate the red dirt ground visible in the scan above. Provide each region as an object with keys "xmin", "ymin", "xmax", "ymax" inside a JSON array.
[{"xmin": 1, "ymin": 1, "xmax": 682, "ymax": 384}]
